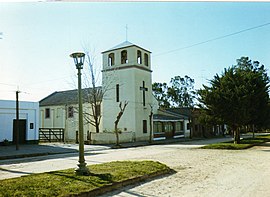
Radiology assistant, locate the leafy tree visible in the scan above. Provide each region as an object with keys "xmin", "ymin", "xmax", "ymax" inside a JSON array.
[
  {"xmin": 198, "ymin": 57, "xmax": 269, "ymax": 144},
  {"xmin": 168, "ymin": 75, "xmax": 196, "ymax": 108},
  {"xmin": 152, "ymin": 75, "xmax": 197, "ymax": 108}
]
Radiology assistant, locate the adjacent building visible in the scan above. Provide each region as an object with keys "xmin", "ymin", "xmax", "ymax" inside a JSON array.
[{"xmin": 0, "ymin": 100, "xmax": 39, "ymax": 144}]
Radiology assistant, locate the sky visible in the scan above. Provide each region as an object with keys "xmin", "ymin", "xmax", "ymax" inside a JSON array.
[{"xmin": 0, "ymin": 2, "xmax": 270, "ymax": 102}]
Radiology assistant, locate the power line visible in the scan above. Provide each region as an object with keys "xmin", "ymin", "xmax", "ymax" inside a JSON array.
[
  {"xmin": 0, "ymin": 82, "xmax": 17, "ymax": 87},
  {"xmin": 154, "ymin": 22, "xmax": 270, "ymax": 57}
]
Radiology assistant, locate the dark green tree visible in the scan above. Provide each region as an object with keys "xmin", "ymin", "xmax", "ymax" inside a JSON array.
[{"xmin": 198, "ymin": 57, "xmax": 269, "ymax": 144}]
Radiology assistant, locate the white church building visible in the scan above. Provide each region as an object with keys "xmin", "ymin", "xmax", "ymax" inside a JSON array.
[{"xmin": 39, "ymin": 41, "xmax": 190, "ymax": 144}]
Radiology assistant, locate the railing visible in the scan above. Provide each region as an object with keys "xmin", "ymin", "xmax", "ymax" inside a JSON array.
[{"xmin": 39, "ymin": 128, "xmax": 64, "ymax": 143}]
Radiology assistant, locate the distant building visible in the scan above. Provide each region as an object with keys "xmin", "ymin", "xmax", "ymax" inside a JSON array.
[
  {"xmin": 153, "ymin": 109, "xmax": 190, "ymax": 140},
  {"xmin": 0, "ymin": 100, "xmax": 39, "ymax": 144}
]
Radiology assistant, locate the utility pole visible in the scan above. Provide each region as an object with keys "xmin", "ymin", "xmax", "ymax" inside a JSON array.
[{"xmin": 16, "ymin": 90, "xmax": 20, "ymax": 150}]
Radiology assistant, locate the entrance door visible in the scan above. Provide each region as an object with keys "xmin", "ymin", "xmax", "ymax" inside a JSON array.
[{"xmin": 13, "ymin": 119, "xmax": 27, "ymax": 144}]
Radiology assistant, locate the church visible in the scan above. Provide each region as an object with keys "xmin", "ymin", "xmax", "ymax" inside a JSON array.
[{"xmin": 39, "ymin": 41, "xmax": 190, "ymax": 144}]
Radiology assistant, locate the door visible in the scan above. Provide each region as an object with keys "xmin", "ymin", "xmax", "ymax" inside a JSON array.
[{"xmin": 13, "ymin": 119, "xmax": 27, "ymax": 144}]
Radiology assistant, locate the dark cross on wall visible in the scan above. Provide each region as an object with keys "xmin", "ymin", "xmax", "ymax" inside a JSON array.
[{"xmin": 140, "ymin": 81, "xmax": 148, "ymax": 106}]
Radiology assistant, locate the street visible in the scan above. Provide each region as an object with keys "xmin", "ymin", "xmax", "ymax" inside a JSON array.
[{"xmin": 1, "ymin": 138, "xmax": 270, "ymax": 197}]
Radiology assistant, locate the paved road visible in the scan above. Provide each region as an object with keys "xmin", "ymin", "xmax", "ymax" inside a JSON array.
[
  {"xmin": 0, "ymin": 137, "xmax": 232, "ymax": 180},
  {"xmin": 1, "ymin": 137, "xmax": 269, "ymax": 196}
]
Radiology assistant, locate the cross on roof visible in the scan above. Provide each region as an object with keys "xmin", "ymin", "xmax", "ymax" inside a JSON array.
[{"xmin": 125, "ymin": 25, "xmax": 128, "ymax": 41}]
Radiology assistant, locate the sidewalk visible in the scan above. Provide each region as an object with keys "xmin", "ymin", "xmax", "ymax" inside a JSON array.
[
  {"xmin": 0, "ymin": 136, "xmax": 231, "ymax": 161},
  {"xmin": 0, "ymin": 143, "xmax": 79, "ymax": 160}
]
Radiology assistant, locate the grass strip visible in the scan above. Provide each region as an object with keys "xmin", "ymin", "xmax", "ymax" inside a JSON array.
[
  {"xmin": 201, "ymin": 135, "xmax": 270, "ymax": 150},
  {"xmin": 0, "ymin": 160, "xmax": 172, "ymax": 197}
]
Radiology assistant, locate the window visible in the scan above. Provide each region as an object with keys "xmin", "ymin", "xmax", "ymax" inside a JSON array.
[
  {"xmin": 154, "ymin": 122, "xmax": 164, "ymax": 133},
  {"xmin": 108, "ymin": 53, "xmax": 115, "ymax": 66},
  {"xmin": 116, "ymin": 84, "xmax": 119, "ymax": 102},
  {"xmin": 143, "ymin": 120, "xmax": 147, "ymax": 133},
  {"xmin": 177, "ymin": 121, "xmax": 184, "ymax": 131},
  {"xmin": 137, "ymin": 50, "xmax": 142, "ymax": 64},
  {"xmin": 164, "ymin": 122, "xmax": 173, "ymax": 132},
  {"xmin": 144, "ymin": 53, "xmax": 149, "ymax": 66},
  {"xmin": 45, "ymin": 108, "xmax": 50, "ymax": 119},
  {"xmin": 68, "ymin": 106, "xmax": 74, "ymax": 118},
  {"xmin": 121, "ymin": 50, "xmax": 128, "ymax": 64}
]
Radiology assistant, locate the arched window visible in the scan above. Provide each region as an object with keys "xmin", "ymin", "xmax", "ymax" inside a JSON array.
[
  {"xmin": 108, "ymin": 53, "xmax": 115, "ymax": 66},
  {"xmin": 144, "ymin": 53, "xmax": 149, "ymax": 66},
  {"xmin": 121, "ymin": 50, "xmax": 128, "ymax": 64},
  {"xmin": 137, "ymin": 50, "xmax": 142, "ymax": 64}
]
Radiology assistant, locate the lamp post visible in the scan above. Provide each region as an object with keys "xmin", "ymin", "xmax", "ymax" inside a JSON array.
[{"xmin": 70, "ymin": 52, "xmax": 90, "ymax": 175}]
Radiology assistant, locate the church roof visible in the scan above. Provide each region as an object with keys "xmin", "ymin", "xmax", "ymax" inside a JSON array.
[
  {"xmin": 102, "ymin": 41, "xmax": 151, "ymax": 54},
  {"xmin": 39, "ymin": 87, "xmax": 102, "ymax": 106},
  {"xmin": 153, "ymin": 114, "xmax": 185, "ymax": 122},
  {"xmin": 154, "ymin": 108, "xmax": 189, "ymax": 122}
]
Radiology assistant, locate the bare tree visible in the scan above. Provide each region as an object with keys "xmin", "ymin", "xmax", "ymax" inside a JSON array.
[
  {"xmin": 82, "ymin": 50, "xmax": 104, "ymax": 134},
  {"xmin": 114, "ymin": 101, "xmax": 128, "ymax": 147}
]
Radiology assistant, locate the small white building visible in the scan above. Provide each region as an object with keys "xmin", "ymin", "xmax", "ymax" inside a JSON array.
[
  {"xmin": 39, "ymin": 88, "xmax": 100, "ymax": 142},
  {"xmin": 0, "ymin": 100, "xmax": 39, "ymax": 144}
]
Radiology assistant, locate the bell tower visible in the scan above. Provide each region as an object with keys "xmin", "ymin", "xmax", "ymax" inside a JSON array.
[{"xmin": 101, "ymin": 41, "xmax": 153, "ymax": 142}]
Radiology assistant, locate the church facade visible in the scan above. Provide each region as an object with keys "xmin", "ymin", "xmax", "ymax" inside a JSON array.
[
  {"xmin": 39, "ymin": 41, "xmax": 190, "ymax": 144},
  {"xmin": 101, "ymin": 41, "xmax": 158, "ymax": 142}
]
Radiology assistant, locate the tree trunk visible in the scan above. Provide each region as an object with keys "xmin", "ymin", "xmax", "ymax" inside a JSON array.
[
  {"xmin": 189, "ymin": 118, "xmax": 192, "ymax": 139},
  {"xmin": 233, "ymin": 127, "xmax": 241, "ymax": 144},
  {"xmin": 252, "ymin": 124, "xmax": 255, "ymax": 139},
  {"xmin": 149, "ymin": 105, "xmax": 153, "ymax": 144},
  {"xmin": 114, "ymin": 101, "xmax": 128, "ymax": 147},
  {"xmin": 114, "ymin": 123, "xmax": 120, "ymax": 146}
]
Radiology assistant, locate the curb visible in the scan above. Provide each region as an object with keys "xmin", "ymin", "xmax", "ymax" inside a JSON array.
[{"xmin": 71, "ymin": 169, "xmax": 175, "ymax": 197}]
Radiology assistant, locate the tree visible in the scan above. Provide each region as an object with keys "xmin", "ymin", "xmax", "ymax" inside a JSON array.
[
  {"xmin": 168, "ymin": 75, "xmax": 196, "ymax": 108},
  {"xmin": 152, "ymin": 82, "xmax": 170, "ymax": 108},
  {"xmin": 82, "ymin": 51, "xmax": 104, "ymax": 134},
  {"xmin": 168, "ymin": 75, "xmax": 197, "ymax": 138},
  {"xmin": 114, "ymin": 101, "xmax": 128, "ymax": 147},
  {"xmin": 152, "ymin": 75, "xmax": 197, "ymax": 109},
  {"xmin": 198, "ymin": 57, "xmax": 269, "ymax": 144}
]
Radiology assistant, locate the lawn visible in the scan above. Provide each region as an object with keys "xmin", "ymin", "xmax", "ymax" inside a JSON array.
[
  {"xmin": 201, "ymin": 135, "xmax": 270, "ymax": 150},
  {"xmin": 0, "ymin": 160, "xmax": 172, "ymax": 197}
]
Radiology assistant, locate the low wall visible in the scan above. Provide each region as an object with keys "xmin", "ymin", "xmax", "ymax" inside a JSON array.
[{"xmin": 90, "ymin": 132, "xmax": 135, "ymax": 144}]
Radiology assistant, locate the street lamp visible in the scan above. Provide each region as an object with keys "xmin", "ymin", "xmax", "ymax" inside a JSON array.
[{"xmin": 70, "ymin": 52, "xmax": 90, "ymax": 175}]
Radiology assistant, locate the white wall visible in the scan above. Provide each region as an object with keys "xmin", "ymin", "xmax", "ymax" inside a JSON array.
[
  {"xmin": 102, "ymin": 45, "xmax": 154, "ymax": 142},
  {"xmin": 0, "ymin": 100, "xmax": 39, "ymax": 142},
  {"xmin": 40, "ymin": 103, "xmax": 101, "ymax": 142}
]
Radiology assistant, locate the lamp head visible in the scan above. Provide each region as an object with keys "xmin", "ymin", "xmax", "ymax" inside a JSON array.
[{"xmin": 70, "ymin": 52, "xmax": 85, "ymax": 69}]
